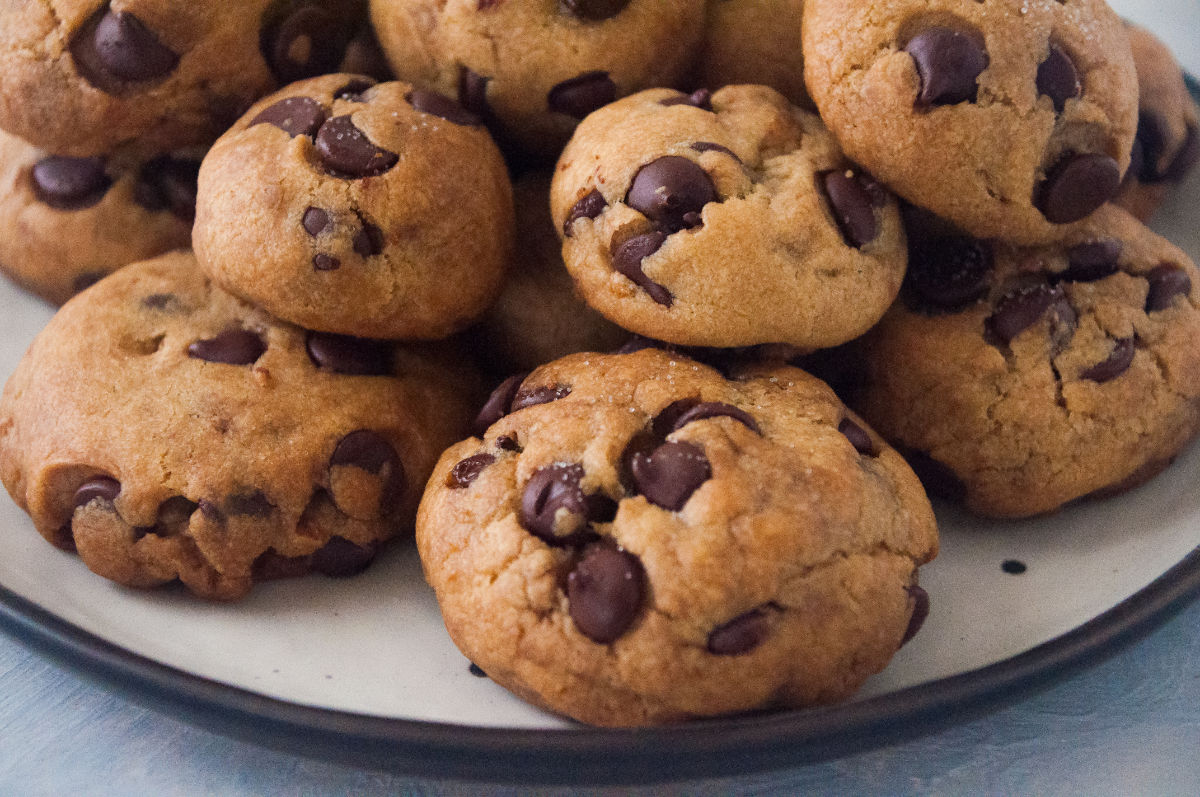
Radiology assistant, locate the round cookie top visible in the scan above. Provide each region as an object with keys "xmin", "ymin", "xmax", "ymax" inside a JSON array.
[
  {"xmin": 550, "ymin": 85, "xmax": 908, "ymax": 349},
  {"xmin": 369, "ymin": 0, "xmax": 706, "ymax": 161},
  {"xmin": 0, "ymin": 1, "xmax": 369, "ymax": 156},
  {"xmin": 803, "ymin": 0, "xmax": 1138, "ymax": 244},
  {"xmin": 193, "ymin": 73, "xmax": 514, "ymax": 340},
  {"xmin": 0, "ymin": 251, "xmax": 477, "ymax": 600},
  {"xmin": 697, "ymin": 0, "xmax": 811, "ymax": 109},
  {"xmin": 0, "ymin": 129, "xmax": 199, "ymax": 305},
  {"xmin": 417, "ymin": 348, "xmax": 937, "ymax": 726},
  {"xmin": 855, "ymin": 204, "xmax": 1200, "ymax": 518},
  {"xmin": 1115, "ymin": 23, "xmax": 1200, "ymax": 222}
]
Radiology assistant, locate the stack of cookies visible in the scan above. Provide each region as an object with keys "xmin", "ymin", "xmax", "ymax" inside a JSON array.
[{"xmin": 0, "ymin": 0, "xmax": 1196, "ymax": 728}]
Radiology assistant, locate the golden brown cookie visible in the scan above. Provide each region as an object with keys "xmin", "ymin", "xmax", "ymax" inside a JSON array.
[
  {"xmin": 697, "ymin": 0, "xmax": 810, "ymax": 109},
  {"xmin": 854, "ymin": 205, "xmax": 1200, "ymax": 518},
  {"xmin": 0, "ymin": 251, "xmax": 477, "ymax": 600},
  {"xmin": 193, "ymin": 73, "xmax": 514, "ymax": 340},
  {"xmin": 417, "ymin": 348, "xmax": 938, "ymax": 726},
  {"xmin": 803, "ymin": 0, "xmax": 1138, "ymax": 243},
  {"xmin": 369, "ymin": 0, "xmax": 706, "ymax": 160},
  {"xmin": 550, "ymin": 85, "xmax": 907, "ymax": 349},
  {"xmin": 0, "ymin": 129, "xmax": 198, "ymax": 305}
]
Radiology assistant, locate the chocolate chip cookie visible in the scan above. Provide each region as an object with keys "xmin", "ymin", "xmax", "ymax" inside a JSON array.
[
  {"xmin": 0, "ymin": 1, "xmax": 370, "ymax": 156},
  {"xmin": 853, "ymin": 204, "xmax": 1200, "ymax": 518},
  {"xmin": 803, "ymin": 0, "xmax": 1139, "ymax": 244},
  {"xmin": 475, "ymin": 173, "xmax": 627, "ymax": 373},
  {"xmin": 1115, "ymin": 23, "xmax": 1200, "ymax": 223},
  {"xmin": 550, "ymin": 85, "xmax": 908, "ymax": 349},
  {"xmin": 417, "ymin": 348, "xmax": 938, "ymax": 726},
  {"xmin": 0, "ymin": 251, "xmax": 476, "ymax": 600},
  {"xmin": 369, "ymin": 0, "xmax": 706, "ymax": 161},
  {"xmin": 0, "ymin": 129, "xmax": 199, "ymax": 305},
  {"xmin": 697, "ymin": 0, "xmax": 811, "ymax": 109},
  {"xmin": 193, "ymin": 73, "xmax": 514, "ymax": 340}
]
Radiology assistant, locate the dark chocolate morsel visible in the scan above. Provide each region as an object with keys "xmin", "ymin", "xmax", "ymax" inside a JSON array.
[
  {"xmin": 312, "ymin": 253, "xmax": 340, "ymax": 271},
  {"xmin": 612, "ymin": 231, "xmax": 672, "ymax": 306},
  {"xmin": 707, "ymin": 608, "xmax": 770, "ymax": 655},
  {"xmin": 659, "ymin": 89, "xmax": 713, "ymax": 111},
  {"xmin": 672, "ymin": 402, "xmax": 760, "ymax": 435},
  {"xmin": 133, "ymin": 156, "xmax": 201, "ymax": 221},
  {"xmin": 560, "ymin": 0, "xmax": 632, "ymax": 22},
  {"xmin": 563, "ymin": 189, "xmax": 607, "ymax": 237},
  {"xmin": 691, "ymin": 142, "xmax": 740, "ymax": 161},
  {"xmin": 631, "ymin": 440, "xmax": 711, "ymax": 511},
  {"xmin": 72, "ymin": 9, "xmax": 179, "ymax": 87},
  {"xmin": 458, "ymin": 66, "xmax": 492, "ymax": 120},
  {"xmin": 302, "ymin": 207, "xmax": 331, "ymax": 236},
  {"xmin": 448, "ymin": 453, "xmax": 496, "ymax": 489},
  {"xmin": 838, "ymin": 417, "xmax": 878, "ymax": 456},
  {"xmin": 315, "ymin": 115, "xmax": 399, "ymax": 178},
  {"xmin": 311, "ymin": 536, "xmax": 378, "ymax": 577},
  {"xmin": 900, "ymin": 585, "xmax": 930, "ymax": 646},
  {"xmin": 1134, "ymin": 112, "xmax": 1168, "ymax": 183},
  {"xmin": 74, "ymin": 476, "xmax": 121, "ymax": 508},
  {"xmin": 548, "ymin": 71, "xmax": 616, "ymax": 119},
  {"xmin": 187, "ymin": 328, "xmax": 266, "ymax": 365},
  {"xmin": 905, "ymin": 236, "xmax": 993, "ymax": 311},
  {"xmin": 1060, "ymin": 239, "xmax": 1122, "ymax": 283},
  {"xmin": 627, "ymin": 156, "xmax": 715, "ymax": 233},
  {"xmin": 306, "ymin": 331, "xmax": 393, "ymax": 375},
  {"xmin": 250, "ymin": 97, "xmax": 327, "ymax": 138},
  {"xmin": 1036, "ymin": 43, "xmax": 1080, "ymax": 113},
  {"xmin": 567, "ymin": 544, "xmax": 644, "ymax": 644},
  {"xmin": 330, "ymin": 430, "xmax": 399, "ymax": 474},
  {"xmin": 473, "ymin": 374, "xmax": 527, "ymax": 435},
  {"xmin": 821, "ymin": 170, "xmax": 880, "ymax": 248},
  {"xmin": 334, "ymin": 78, "xmax": 376, "ymax": 101},
  {"xmin": 227, "ymin": 490, "xmax": 273, "ymax": 517},
  {"xmin": 496, "ymin": 435, "xmax": 520, "ymax": 452},
  {"xmin": 352, "ymin": 219, "xmax": 385, "ymax": 256},
  {"xmin": 1080, "ymin": 337, "xmax": 1135, "ymax": 383},
  {"xmin": 31, "ymin": 157, "xmax": 111, "ymax": 210},
  {"xmin": 987, "ymin": 282, "xmax": 1067, "ymax": 343},
  {"xmin": 1145, "ymin": 264, "xmax": 1192, "ymax": 312},
  {"xmin": 520, "ymin": 463, "xmax": 600, "ymax": 545},
  {"xmin": 905, "ymin": 26, "xmax": 988, "ymax": 107},
  {"xmin": 1036, "ymin": 153, "xmax": 1121, "ymax": 225},
  {"xmin": 511, "ymin": 385, "xmax": 572, "ymax": 412},
  {"xmin": 262, "ymin": 2, "xmax": 355, "ymax": 84},
  {"xmin": 407, "ymin": 89, "xmax": 482, "ymax": 126}
]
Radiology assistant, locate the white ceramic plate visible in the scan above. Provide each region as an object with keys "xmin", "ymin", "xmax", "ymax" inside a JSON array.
[{"xmin": 1, "ymin": 3, "xmax": 1198, "ymax": 783}]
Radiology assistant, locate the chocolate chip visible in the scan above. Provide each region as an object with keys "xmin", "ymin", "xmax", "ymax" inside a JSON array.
[
  {"xmin": 905, "ymin": 236, "xmax": 993, "ymax": 311},
  {"xmin": 187, "ymin": 328, "xmax": 266, "ymax": 365},
  {"xmin": 520, "ymin": 463, "xmax": 606, "ymax": 545},
  {"xmin": 902, "ymin": 449, "xmax": 966, "ymax": 504},
  {"xmin": 560, "ymin": 0, "xmax": 632, "ymax": 21},
  {"xmin": 1134, "ymin": 112, "xmax": 1169, "ymax": 182},
  {"xmin": 311, "ymin": 536, "xmax": 378, "ymax": 577},
  {"xmin": 660, "ymin": 89, "xmax": 713, "ymax": 111},
  {"xmin": 133, "ymin": 156, "xmax": 201, "ymax": 221},
  {"xmin": 612, "ymin": 231, "xmax": 672, "ymax": 305},
  {"xmin": 448, "ymin": 453, "xmax": 496, "ymax": 488},
  {"xmin": 262, "ymin": 2, "xmax": 352, "ymax": 83},
  {"xmin": 458, "ymin": 66, "xmax": 492, "ymax": 120},
  {"xmin": 1002, "ymin": 559, "xmax": 1027, "ymax": 575},
  {"xmin": 1165, "ymin": 124, "xmax": 1200, "ymax": 183},
  {"xmin": 331, "ymin": 430, "xmax": 399, "ymax": 474},
  {"xmin": 838, "ymin": 417, "xmax": 877, "ymax": 456},
  {"xmin": 905, "ymin": 26, "xmax": 988, "ymax": 108},
  {"xmin": 1061, "ymin": 239, "xmax": 1122, "ymax": 283},
  {"xmin": 306, "ymin": 331, "xmax": 393, "ymax": 375},
  {"xmin": 900, "ymin": 585, "xmax": 930, "ymax": 646},
  {"xmin": 987, "ymin": 282, "xmax": 1068, "ymax": 343},
  {"xmin": 250, "ymin": 96, "xmax": 327, "ymax": 138},
  {"xmin": 474, "ymin": 374, "xmax": 526, "ymax": 435},
  {"xmin": 648, "ymin": 398, "xmax": 699, "ymax": 437},
  {"xmin": 227, "ymin": 490, "xmax": 273, "ymax": 517},
  {"xmin": 31, "ymin": 157, "xmax": 112, "ymax": 210},
  {"xmin": 142, "ymin": 293, "xmax": 179, "ymax": 311},
  {"xmin": 496, "ymin": 435, "xmax": 520, "ymax": 452},
  {"xmin": 469, "ymin": 662, "xmax": 488, "ymax": 677},
  {"xmin": 707, "ymin": 608, "xmax": 770, "ymax": 655},
  {"xmin": 567, "ymin": 544, "xmax": 644, "ymax": 644},
  {"xmin": 627, "ymin": 156, "xmax": 715, "ymax": 233},
  {"xmin": 406, "ymin": 89, "xmax": 481, "ymax": 126},
  {"xmin": 1036, "ymin": 153, "xmax": 1121, "ymax": 225},
  {"xmin": 1036, "ymin": 43, "xmax": 1080, "ymax": 113},
  {"xmin": 1081, "ymin": 337, "xmax": 1135, "ymax": 383},
  {"xmin": 71, "ymin": 8, "xmax": 179, "ymax": 88},
  {"xmin": 352, "ymin": 219, "xmax": 385, "ymax": 256},
  {"xmin": 672, "ymin": 402, "xmax": 760, "ymax": 435},
  {"xmin": 691, "ymin": 142, "xmax": 740, "ymax": 161},
  {"xmin": 74, "ymin": 476, "xmax": 120, "ymax": 508},
  {"xmin": 563, "ymin": 189, "xmax": 607, "ymax": 237},
  {"xmin": 511, "ymin": 385, "xmax": 572, "ymax": 412},
  {"xmin": 631, "ymin": 441, "xmax": 711, "ymax": 511},
  {"xmin": 821, "ymin": 170, "xmax": 880, "ymax": 248},
  {"xmin": 548, "ymin": 71, "xmax": 616, "ymax": 119},
  {"xmin": 334, "ymin": 78, "xmax": 376, "ymax": 102},
  {"xmin": 315, "ymin": 115, "xmax": 399, "ymax": 178},
  {"xmin": 313, "ymin": 253, "xmax": 341, "ymax": 271},
  {"xmin": 302, "ymin": 206, "xmax": 331, "ymax": 236},
  {"xmin": 1145, "ymin": 264, "xmax": 1192, "ymax": 312}
]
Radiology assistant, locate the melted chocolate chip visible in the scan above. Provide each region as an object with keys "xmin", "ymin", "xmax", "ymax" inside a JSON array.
[
  {"xmin": 821, "ymin": 170, "xmax": 880, "ymax": 248},
  {"xmin": 707, "ymin": 608, "xmax": 770, "ymax": 655},
  {"xmin": 1036, "ymin": 43, "xmax": 1080, "ymax": 113},
  {"xmin": 474, "ymin": 374, "xmax": 526, "ymax": 435},
  {"xmin": 905, "ymin": 236, "xmax": 993, "ymax": 311},
  {"xmin": 302, "ymin": 206, "xmax": 331, "ymax": 236},
  {"xmin": 627, "ymin": 156, "xmax": 715, "ymax": 233},
  {"xmin": 306, "ymin": 331, "xmax": 392, "ymax": 375},
  {"xmin": 311, "ymin": 536, "xmax": 378, "ymax": 577},
  {"xmin": 548, "ymin": 71, "xmax": 616, "ymax": 119},
  {"xmin": 352, "ymin": 218, "xmax": 385, "ymax": 256},
  {"xmin": 334, "ymin": 78, "xmax": 376, "ymax": 102},
  {"xmin": 1080, "ymin": 337, "xmax": 1135, "ymax": 383},
  {"xmin": 560, "ymin": 0, "xmax": 632, "ymax": 21},
  {"xmin": 448, "ymin": 453, "xmax": 496, "ymax": 488},
  {"xmin": 31, "ymin": 157, "xmax": 111, "ymax": 210},
  {"xmin": 900, "ymin": 585, "xmax": 930, "ymax": 646},
  {"xmin": 187, "ymin": 329, "xmax": 266, "ymax": 365},
  {"xmin": 407, "ymin": 89, "xmax": 481, "ymax": 126},
  {"xmin": 563, "ymin": 189, "xmax": 607, "ymax": 237},
  {"xmin": 659, "ymin": 89, "xmax": 713, "ymax": 111},
  {"xmin": 612, "ymin": 231, "xmax": 671, "ymax": 306},
  {"xmin": 987, "ymin": 282, "xmax": 1068, "ymax": 343},
  {"xmin": 133, "ymin": 156, "xmax": 201, "ymax": 221},
  {"xmin": 905, "ymin": 26, "xmax": 988, "ymax": 107},
  {"xmin": 330, "ymin": 430, "xmax": 405, "ymax": 515},
  {"xmin": 520, "ymin": 463, "xmax": 606, "ymax": 545},
  {"xmin": 672, "ymin": 402, "xmax": 760, "ymax": 435},
  {"xmin": 838, "ymin": 417, "xmax": 878, "ymax": 456},
  {"xmin": 74, "ymin": 476, "xmax": 121, "ymax": 508},
  {"xmin": 1145, "ymin": 264, "xmax": 1192, "ymax": 312},
  {"xmin": 315, "ymin": 116, "xmax": 399, "ymax": 178},
  {"xmin": 312, "ymin": 253, "xmax": 341, "ymax": 271},
  {"xmin": 250, "ymin": 96, "xmax": 326, "ymax": 138},
  {"xmin": 691, "ymin": 142, "xmax": 740, "ymax": 161},
  {"xmin": 70, "ymin": 7, "xmax": 179, "ymax": 90},
  {"xmin": 1061, "ymin": 239, "xmax": 1122, "ymax": 283},
  {"xmin": 511, "ymin": 385, "xmax": 572, "ymax": 412},
  {"xmin": 631, "ymin": 441, "xmax": 711, "ymax": 511},
  {"xmin": 262, "ymin": 2, "xmax": 356, "ymax": 83},
  {"xmin": 227, "ymin": 490, "xmax": 273, "ymax": 517},
  {"xmin": 1036, "ymin": 153, "xmax": 1121, "ymax": 224},
  {"xmin": 567, "ymin": 544, "xmax": 644, "ymax": 643}
]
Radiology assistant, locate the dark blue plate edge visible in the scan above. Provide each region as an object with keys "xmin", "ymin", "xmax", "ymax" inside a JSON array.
[{"xmin": 2, "ymin": 542, "xmax": 1197, "ymax": 786}]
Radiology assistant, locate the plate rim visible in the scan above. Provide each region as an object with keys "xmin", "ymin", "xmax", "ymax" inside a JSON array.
[{"xmin": 2, "ymin": 543, "xmax": 1197, "ymax": 785}]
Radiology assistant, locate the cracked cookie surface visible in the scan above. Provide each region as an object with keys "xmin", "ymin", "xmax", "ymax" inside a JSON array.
[
  {"xmin": 193, "ymin": 73, "xmax": 513, "ymax": 340},
  {"xmin": 0, "ymin": 128, "xmax": 199, "ymax": 304},
  {"xmin": 417, "ymin": 348, "xmax": 937, "ymax": 726},
  {"xmin": 0, "ymin": 1, "xmax": 368, "ymax": 156},
  {"xmin": 0, "ymin": 251, "xmax": 477, "ymax": 599},
  {"xmin": 369, "ymin": 0, "xmax": 705, "ymax": 161},
  {"xmin": 550, "ymin": 85, "xmax": 908, "ymax": 349},
  {"xmin": 853, "ymin": 204, "xmax": 1200, "ymax": 518},
  {"xmin": 803, "ymin": 0, "xmax": 1138, "ymax": 244}
]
